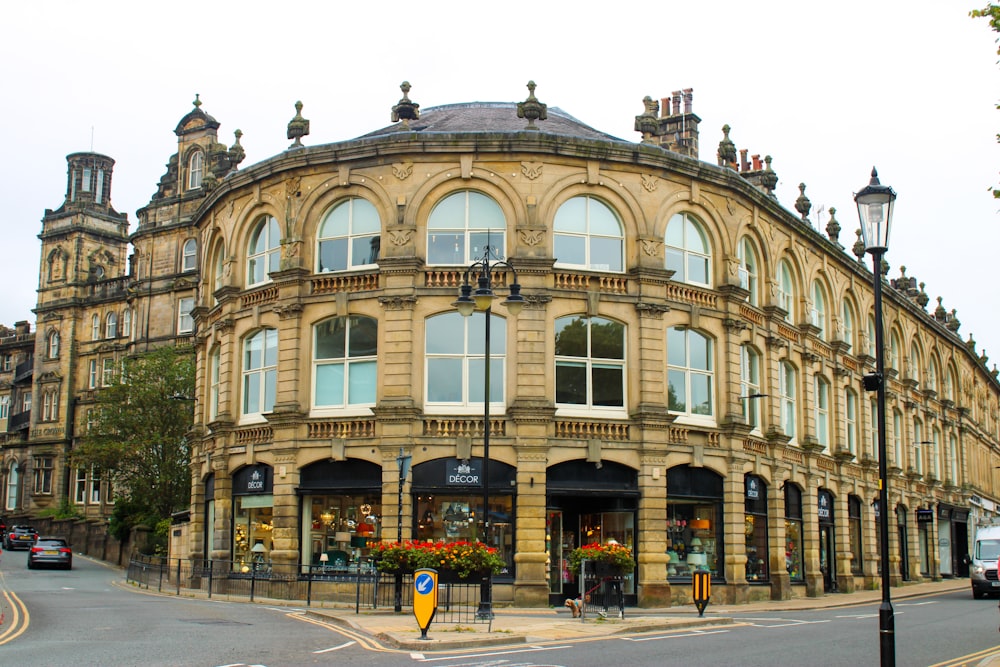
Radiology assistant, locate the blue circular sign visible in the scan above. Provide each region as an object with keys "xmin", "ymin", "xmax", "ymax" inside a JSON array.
[{"xmin": 415, "ymin": 572, "xmax": 435, "ymax": 595}]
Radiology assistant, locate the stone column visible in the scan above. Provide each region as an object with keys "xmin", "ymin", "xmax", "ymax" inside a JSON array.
[
  {"xmin": 723, "ymin": 460, "xmax": 749, "ymax": 604},
  {"xmin": 769, "ymin": 477, "xmax": 791, "ymax": 600},
  {"xmin": 512, "ymin": 447, "xmax": 549, "ymax": 607},
  {"xmin": 834, "ymin": 494, "xmax": 856, "ymax": 593},
  {"xmin": 211, "ymin": 456, "xmax": 233, "ymax": 562},
  {"xmin": 637, "ymin": 453, "xmax": 670, "ymax": 607},
  {"xmin": 269, "ymin": 452, "xmax": 301, "ymax": 568},
  {"xmin": 801, "ymin": 478, "xmax": 824, "ymax": 596}
]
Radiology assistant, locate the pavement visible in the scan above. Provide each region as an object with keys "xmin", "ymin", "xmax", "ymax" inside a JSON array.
[{"xmin": 302, "ymin": 577, "xmax": 998, "ymax": 662}]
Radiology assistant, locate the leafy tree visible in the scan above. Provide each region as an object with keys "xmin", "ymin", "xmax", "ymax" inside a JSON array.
[
  {"xmin": 73, "ymin": 346, "xmax": 194, "ymax": 530},
  {"xmin": 972, "ymin": 4, "xmax": 1000, "ymax": 198}
]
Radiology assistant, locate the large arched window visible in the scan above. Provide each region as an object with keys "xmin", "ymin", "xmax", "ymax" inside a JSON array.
[
  {"xmin": 665, "ymin": 213, "xmax": 710, "ymax": 286},
  {"xmin": 842, "ymin": 300, "xmax": 856, "ymax": 350},
  {"xmin": 948, "ymin": 433, "xmax": 958, "ymax": 484},
  {"xmin": 667, "ymin": 327, "xmax": 714, "ymax": 419},
  {"xmin": 737, "ymin": 237, "xmax": 759, "ymax": 306},
  {"xmin": 814, "ymin": 375, "xmax": 830, "ymax": 451},
  {"xmin": 810, "ymin": 281, "xmax": 828, "ymax": 340},
  {"xmin": 892, "ymin": 409, "xmax": 903, "ymax": 467},
  {"xmin": 867, "ymin": 316, "xmax": 877, "ymax": 358},
  {"xmin": 106, "ymin": 312, "xmax": 118, "ymax": 339},
  {"xmin": 889, "ymin": 331, "xmax": 901, "ymax": 371},
  {"xmin": 427, "ymin": 191, "xmax": 505, "ymax": 266},
  {"xmin": 780, "ymin": 361, "xmax": 797, "ymax": 441},
  {"xmin": 182, "ymin": 238, "xmax": 198, "ymax": 272},
  {"xmin": 211, "ymin": 242, "xmax": 226, "ymax": 303},
  {"xmin": 913, "ymin": 418, "xmax": 925, "ymax": 475},
  {"xmin": 844, "ymin": 388, "xmax": 858, "ymax": 456},
  {"xmin": 554, "ymin": 315, "xmax": 625, "ymax": 412},
  {"xmin": 777, "ymin": 260, "xmax": 795, "ymax": 322},
  {"xmin": 242, "ymin": 329, "xmax": 278, "ymax": 419},
  {"xmin": 188, "ymin": 151, "xmax": 204, "ymax": 190},
  {"xmin": 425, "ymin": 311, "xmax": 505, "ymax": 409},
  {"xmin": 931, "ymin": 427, "xmax": 941, "ymax": 480},
  {"xmin": 317, "ymin": 198, "xmax": 381, "ymax": 272},
  {"xmin": 740, "ymin": 344, "xmax": 761, "ymax": 430},
  {"xmin": 247, "ymin": 216, "xmax": 281, "ymax": 287},
  {"xmin": 209, "ymin": 346, "xmax": 221, "ymax": 422},
  {"xmin": 909, "ymin": 343, "xmax": 922, "ymax": 388},
  {"xmin": 553, "ymin": 196, "xmax": 624, "ymax": 272},
  {"xmin": 927, "ymin": 357, "xmax": 939, "ymax": 393},
  {"xmin": 313, "ymin": 316, "xmax": 377, "ymax": 410}
]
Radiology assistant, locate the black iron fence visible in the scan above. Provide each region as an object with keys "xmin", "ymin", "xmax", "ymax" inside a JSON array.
[
  {"xmin": 578, "ymin": 560, "xmax": 626, "ymax": 620},
  {"xmin": 125, "ymin": 556, "xmax": 492, "ymax": 625}
]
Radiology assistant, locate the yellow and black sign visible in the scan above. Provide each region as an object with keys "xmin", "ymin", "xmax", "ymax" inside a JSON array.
[
  {"xmin": 692, "ymin": 570, "xmax": 711, "ymax": 617},
  {"xmin": 413, "ymin": 568, "xmax": 439, "ymax": 639}
]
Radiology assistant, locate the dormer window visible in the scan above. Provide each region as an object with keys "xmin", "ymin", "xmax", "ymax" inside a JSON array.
[{"xmin": 188, "ymin": 151, "xmax": 204, "ymax": 190}]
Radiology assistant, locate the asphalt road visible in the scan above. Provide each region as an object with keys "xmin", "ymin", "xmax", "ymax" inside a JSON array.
[{"xmin": 2, "ymin": 551, "xmax": 999, "ymax": 667}]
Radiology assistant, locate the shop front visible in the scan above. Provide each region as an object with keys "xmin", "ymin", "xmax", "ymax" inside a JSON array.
[
  {"xmin": 665, "ymin": 465, "xmax": 724, "ymax": 584},
  {"xmin": 232, "ymin": 464, "xmax": 274, "ymax": 572},
  {"xmin": 298, "ymin": 458, "xmax": 383, "ymax": 571},
  {"xmin": 546, "ymin": 460, "xmax": 638, "ymax": 606},
  {"xmin": 818, "ymin": 489, "xmax": 836, "ymax": 592},
  {"xmin": 917, "ymin": 506, "xmax": 935, "ymax": 577},
  {"xmin": 744, "ymin": 475, "xmax": 769, "ymax": 583}
]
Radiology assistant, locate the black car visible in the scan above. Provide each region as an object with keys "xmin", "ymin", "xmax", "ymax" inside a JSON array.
[
  {"xmin": 4, "ymin": 525, "xmax": 38, "ymax": 550},
  {"xmin": 27, "ymin": 536, "xmax": 72, "ymax": 570}
]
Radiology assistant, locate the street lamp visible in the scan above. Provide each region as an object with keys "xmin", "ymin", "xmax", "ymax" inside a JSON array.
[
  {"xmin": 855, "ymin": 167, "xmax": 897, "ymax": 667},
  {"xmin": 452, "ymin": 244, "xmax": 523, "ymax": 620},
  {"xmin": 394, "ymin": 447, "xmax": 412, "ymax": 612}
]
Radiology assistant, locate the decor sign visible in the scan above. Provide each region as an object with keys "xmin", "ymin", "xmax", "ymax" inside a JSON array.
[
  {"xmin": 445, "ymin": 460, "xmax": 482, "ymax": 487},
  {"xmin": 234, "ymin": 464, "xmax": 273, "ymax": 495}
]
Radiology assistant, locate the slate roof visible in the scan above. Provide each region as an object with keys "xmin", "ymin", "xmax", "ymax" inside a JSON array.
[{"xmin": 360, "ymin": 102, "xmax": 624, "ymax": 142}]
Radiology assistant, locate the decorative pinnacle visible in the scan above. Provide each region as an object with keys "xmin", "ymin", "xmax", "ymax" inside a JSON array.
[
  {"xmin": 391, "ymin": 81, "xmax": 420, "ymax": 129},
  {"xmin": 193, "ymin": 94, "xmax": 202, "ymax": 109},
  {"xmin": 516, "ymin": 80, "xmax": 547, "ymax": 130},
  {"xmin": 286, "ymin": 101, "xmax": 310, "ymax": 149}
]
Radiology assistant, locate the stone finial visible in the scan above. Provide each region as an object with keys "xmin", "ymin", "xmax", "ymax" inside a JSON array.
[
  {"xmin": 193, "ymin": 93, "xmax": 202, "ymax": 109},
  {"xmin": 635, "ymin": 96, "xmax": 660, "ymax": 144},
  {"xmin": 967, "ymin": 333, "xmax": 977, "ymax": 354},
  {"xmin": 794, "ymin": 183, "xmax": 812, "ymax": 222},
  {"xmin": 286, "ymin": 101, "xmax": 310, "ymax": 149},
  {"xmin": 391, "ymin": 81, "xmax": 420, "ymax": 129},
  {"xmin": 717, "ymin": 124, "xmax": 737, "ymax": 168},
  {"xmin": 229, "ymin": 129, "xmax": 245, "ymax": 168},
  {"xmin": 917, "ymin": 282, "xmax": 929, "ymax": 308},
  {"xmin": 516, "ymin": 80, "xmax": 548, "ymax": 130},
  {"xmin": 947, "ymin": 309, "xmax": 960, "ymax": 334},
  {"xmin": 934, "ymin": 296, "xmax": 947, "ymax": 322},
  {"xmin": 761, "ymin": 156, "xmax": 778, "ymax": 198},
  {"xmin": 853, "ymin": 229, "xmax": 866, "ymax": 261},
  {"xmin": 825, "ymin": 207, "xmax": 841, "ymax": 245}
]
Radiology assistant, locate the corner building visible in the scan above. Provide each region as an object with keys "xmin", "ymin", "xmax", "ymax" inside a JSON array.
[{"xmin": 15, "ymin": 85, "xmax": 1000, "ymax": 608}]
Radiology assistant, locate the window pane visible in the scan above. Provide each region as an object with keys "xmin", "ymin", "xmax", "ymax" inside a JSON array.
[
  {"xmin": 470, "ymin": 231, "xmax": 504, "ymax": 260},
  {"xmin": 469, "ymin": 357, "xmax": 504, "ymax": 403},
  {"xmin": 428, "ymin": 233, "xmax": 465, "ymax": 264},
  {"xmin": 348, "ymin": 360, "xmax": 377, "ymax": 404},
  {"xmin": 319, "ymin": 238, "xmax": 348, "ymax": 272},
  {"xmin": 592, "ymin": 365, "xmax": 624, "ymax": 407},
  {"xmin": 315, "ymin": 364, "xmax": 345, "ymax": 406},
  {"xmin": 667, "ymin": 328, "xmax": 686, "ymax": 366},
  {"xmin": 263, "ymin": 330, "xmax": 278, "ymax": 366},
  {"xmin": 467, "ymin": 314, "xmax": 505, "ymax": 356},
  {"xmin": 264, "ymin": 369, "xmax": 276, "ymax": 412},
  {"xmin": 428, "ymin": 358, "xmax": 463, "ymax": 402},
  {"xmin": 319, "ymin": 202, "xmax": 349, "ymax": 238},
  {"xmin": 665, "ymin": 216, "xmax": 684, "ymax": 246},
  {"xmin": 554, "ymin": 317, "xmax": 587, "ymax": 357},
  {"xmin": 554, "ymin": 197, "xmax": 587, "ymax": 233},
  {"xmin": 688, "ymin": 255, "xmax": 709, "ymax": 284},
  {"xmin": 244, "ymin": 374, "xmax": 260, "ymax": 413},
  {"xmin": 590, "ymin": 319, "xmax": 624, "ymax": 359},
  {"xmin": 690, "ymin": 332, "xmax": 711, "ymax": 370},
  {"xmin": 249, "ymin": 257, "xmax": 264, "ymax": 284},
  {"xmin": 555, "ymin": 361, "xmax": 586, "ymax": 404},
  {"xmin": 246, "ymin": 335, "xmax": 263, "ymax": 369},
  {"xmin": 427, "ymin": 314, "xmax": 464, "ymax": 354},
  {"xmin": 665, "ymin": 248, "xmax": 684, "ymax": 276},
  {"xmin": 686, "ymin": 220, "xmax": 708, "ymax": 254},
  {"xmin": 588, "ymin": 200, "xmax": 621, "ymax": 236},
  {"xmin": 429, "ymin": 194, "xmax": 466, "ymax": 229},
  {"xmin": 691, "ymin": 375, "xmax": 712, "ymax": 415},
  {"xmin": 268, "ymin": 248, "xmax": 280, "ymax": 273},
  {"xmin": 554, "ymin": 234, "xmax": 586, "ymax": 265},
  {"xmin": 590, "ymin": 236, "xmax": 623, "ymax": 272},
  {"xmin": 348, "ymin": 317, "xmax": 378, "ymax": 357},
  {"xmin": 351, "ymin": 235, "xmax": 380, "ymax": 266},
  {"xmin": 352, "ymin": 199, "xmax": 380, "ymax": 233},
  {"xmin": 316, "ymin": 319, "xmax": 347, "ymax": 359},
  {"xmin": 668, "ymin": 369, "xmax": 686, "ymax": 411},
  {"xmin": 467, "ymin": 192, "xmax": 505, "ymax": 229}
]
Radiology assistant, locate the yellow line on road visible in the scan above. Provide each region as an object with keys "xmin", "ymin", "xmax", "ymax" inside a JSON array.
[{"xmin": 928, "ymin": 644, "xmax": 1000, "ymax": 667}]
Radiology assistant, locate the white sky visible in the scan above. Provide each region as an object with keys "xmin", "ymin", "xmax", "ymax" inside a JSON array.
[{"xmin": 2, "ymin": 1, "xmax": 998, "ymax": 367}]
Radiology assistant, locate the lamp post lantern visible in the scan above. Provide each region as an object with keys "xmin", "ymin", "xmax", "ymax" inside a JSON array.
[
  {"xmin": 453, "ymin": 245, "xmax": 523, "ymax": 620},
  {"xmin": 855, "ymin": 167, "xmax": 897, "ymax": 667},
  {"xmin": 394, "ymin": 447, "xmax": 412, "ymax": 612}
]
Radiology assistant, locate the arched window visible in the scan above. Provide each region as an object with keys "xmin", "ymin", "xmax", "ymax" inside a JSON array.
[
  {"xmin": 427, "ymin": 191, "xmax": 505, "ymax": 266},
  {"xmin": 317, "ymin": 197, "xmax": 381, "ymax": 272},
  {"xmin": 946, "ymin": 367, "xmax": 957, "ymax": 402},
  {"xmin": 92, "ymin": 314, "xmax": 100, "ymax": 341},
  {"xmin": 927, "ymin": 357, "xmax": 939, "ymax": 392},
  {"xmin": 122, "ymin": 309, "xmax": 132, "ymax": 339},
  {"xmin": 913, "ymin": 418, "xmax": 924, "ymax": 474},
  {"xmin": 948, "ymin": 433, "xmax": 958, "ymax": 484},
  {"xmin": 242, "ymin": 329, "xmax": 278, "ymax": 419},
  {"xmin": 212, "ymin": 242, "xmax": 226, "ymax": 302},
  {"xmin": 779, "ymin": 361, "xmax": 797, "ymax": 441},
  {"xmin": 6, "ymin": 461, "xmax": 19, "ymax": 511},
  {"xmin": 740, "ymin": 344, "xmax": 761, "ymax": 430},
  {"xmin": 777, "ymin": 260, "xmax": 795, "ymax": 322},
  {"xmin": 425, "ymin": 311, "xmax": 506, "ymax": 408},
  {"xmin": 106, "ymin": 312, "xmax": 118, "ymax": 339},
  {"xmin": 554, "ymin": 315, "xmax": 626, "ymax": 412},
  {"xmin": 931, "ymin": 427, "xmax": 941, "ymax": 480},
  {"xmin": 814, "ymin": 375, "xmax": 830, "ymax": 451},
  {"xmin": 737, "ymin": 237, "xmax": 759, "ymax": 306},
  {"xmin": 889, "ymin": 331, "xmax": 901, "ymax": 371},
  {"xmin": 182, "ymin": 238, "xmax": 198, "ymax": 272},
  {"xmin": 188, "ymin": 151, "xmax": 203, "ymax": 190},
  {"xmin": 553, "ymin": 196, "xmax": 624, "ymax": 272},
  {"xmin": 209, "ymin": 346, "xmax": 221, "ymax": 422},
  {"xmin": 842, "ymin": 300, "xmax": 855, "ymax": 350},
  {"xmin": 667, "ymin": 327, "xmax": 714, "ymax": 419},
  {"xmin": 867, "ymin": 316, "xmax": 877, "ymax": 358},
  {"xmin": 247, "ymin": 216, "xmax": 281, "ymax": 287},
  {"xmin": 48, "ymin": 330, "xmax": 60, "ymax": 358},
  {"xmin": 892, "ymin": 409, "xmax": 903, "ymax": 467},
  {"xmin": 844, "ymin": 388, "xmax": 858, "ymax": 456},
  {"xmin": 313, "ymin": 316, "xmax": 377, "ymax": 409},
  {"xmin": 909, "ymin": 343, "xmax": 922, "ymax": 388},
  {"xmin": 665, "ymin": 213, "xmax": 710, "ymax": 286},
  {"xmin": 811, "ymin": 281, "xmax": 828, "ymax": 340}
]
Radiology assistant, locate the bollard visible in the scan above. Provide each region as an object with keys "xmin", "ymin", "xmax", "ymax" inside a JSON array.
[{"xmin": 692, "ymin": 570, "xmax": 711, "ymax": 617}]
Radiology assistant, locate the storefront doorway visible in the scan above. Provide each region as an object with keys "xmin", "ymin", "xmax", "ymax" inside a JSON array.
[
  {"xmin": 818, "ymin": 489, "xmax": 836, "ymax": 592},
  {"xmin": 897, "ymin": 505, "xmax": 910, "ymax": 581}
]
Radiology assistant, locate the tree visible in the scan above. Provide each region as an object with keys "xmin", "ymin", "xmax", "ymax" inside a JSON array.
[
  {"xmin": 971, "ymin": 4, "xmax": 1000, "ymax": 198},
  {"xmin": 73, "ymin": 346, "xmax": 195, "ymax": 528}
]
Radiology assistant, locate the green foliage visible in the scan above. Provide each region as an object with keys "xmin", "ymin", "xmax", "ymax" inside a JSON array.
[
  {"xmin": 567, "ymin": 541, "xmax": 635, "ymax": 575},
  {"xmin": 73, "ymin": 346, "xmax": 194, "ymax": 531},
  {"xmin": 374, "ymin": 540, "xmax": 505, "ymax": 578},
  {"xmin": 36, "ymin": 496, "xmax": 84, "ymax": 521}
]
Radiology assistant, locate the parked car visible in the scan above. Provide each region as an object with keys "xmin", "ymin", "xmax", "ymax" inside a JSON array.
[
  {"xmin": 4, "ymin": 525, "xmax": 37, "ymax": 550},
  {"xmin": 27, "ymin": 537, "xmax": 72, "ymax": 570}
]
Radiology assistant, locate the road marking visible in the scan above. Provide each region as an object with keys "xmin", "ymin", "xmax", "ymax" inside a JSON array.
[
  {"xmin": 896, "ymin": 600, "xmax": 937, "ymax": 606},
  {"xmin": 621, "ymin": 629, "xmax": 730, "ymax": 642},
  {"xmin": 314, "ymin": 641, "xmax": 356, "ymax": 653},
  {"xmin": 927, "ymin": 644, "xmax": 1000, "ymax": 667},
  {"xmin": 413, "ymin": 644, "xmax": 571, "ymax": 662},
  {"xmin": 740, "ymin": 617, "xmax": 832, "ymax": 628}
]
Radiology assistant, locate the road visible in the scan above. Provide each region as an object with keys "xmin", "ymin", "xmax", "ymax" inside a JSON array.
[{"xmin": 2, "ymin": 550, "xmax": 999, "ymax": 666}]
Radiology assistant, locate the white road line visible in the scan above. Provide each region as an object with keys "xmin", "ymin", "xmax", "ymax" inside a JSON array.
[
  {"xmin": 896, "ymin": 601, "xmax": 937, "ymax": 606},
  {"xmin": 622, "ymin": 629, "xmax": 730, "ymax": 642},
  {"xmin": 413, "ymin": 644, "xmax": 571, "ymax": 662},
  {"xmin": 314, "ymin": 641, "xmax": 356, "ymax": 653}
]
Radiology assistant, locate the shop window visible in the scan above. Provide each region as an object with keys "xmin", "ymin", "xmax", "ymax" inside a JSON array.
[
  {"xmin": 233, "ymin": 497, "xmax": 273, "ymax": 572},
  {"xmin": 849, "ymin": 495, "xmax": 863, "ymax": 576},
  {"xmin": 554, "ymin": 315, "xmax": 625, "ymax": 413},
  {"xmin": 745, "ymin": 475, "xmax": 769, "ymax": 582},
  {"xmin": 427, "ymin": 191, "xmax": 505, "ymax": 266},
  {"xmin": 667, "ymin": 327, "xmax": 714, "ymax": 420},
  {"xmin": 665, "ymin": 212, "xmax": 711, "ymax": 286},
  {"xmin": 306, "ymin": 494, "xmax": 382, "ymax": 569},
  {"xmin": 247, "ymin": 215, "xmax": 281, "ymax": 287},
  {"xmin": 313, "ymin": 316, "xmax": 377, "ymax": 410},
  {"xmin": 425, "ymin": 311, "xmax": 506, "ymax": 409},
  {"xmin": 242, "ymin": 329, "xmax": 278, "ymax": 419},
  {"xmin": 666, "ymin": 465, "xmax": 723, "ymax": 580},
  {"xmin": 784, "ymin": 484, "xmax": 804, "ymax": 582},
  {"xmin": 317, "ymin": 197, "xmax": 381, "ymax": 272},
  {"xmin": 414, "ymin": 494, "xmax": 515, "ymax": 575},
  {"xmin": 553, "ymin": 195, "xmax": 624, "ymax": 272}
]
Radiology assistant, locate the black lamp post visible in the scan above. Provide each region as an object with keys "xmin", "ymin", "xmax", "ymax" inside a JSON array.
[
  {"xmin": 394, "ymin": 447, "xmax": 411, "ymax": 612},
  {"xmin": 453, "ymin": 245, "xmax": 523, "ymax": 620},
  {"xmin": 855, "ymin": 167, "xmax": 897, "ymax": 667}
]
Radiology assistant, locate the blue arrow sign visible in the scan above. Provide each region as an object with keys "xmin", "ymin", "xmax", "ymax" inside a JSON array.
[{"xmin": 415, "ymin": 572, "xmax": 435, "ymax": 595}]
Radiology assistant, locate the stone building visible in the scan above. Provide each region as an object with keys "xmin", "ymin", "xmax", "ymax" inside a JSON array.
[{"xmin": 4, "ymin": 83, "xmax": 1000, "ymax": 608}]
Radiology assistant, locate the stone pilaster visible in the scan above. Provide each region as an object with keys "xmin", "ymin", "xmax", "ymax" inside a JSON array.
[
  {"xmin": 269, "ymin": 452, "xmax": 300, "ymax": 566},
  {"xmin": 637, "ymin": 453, "xmax": 670, "ymax": 607},
  {"xmin": 834, "ymin": 494, "xmax": 856, "ymax": 593},
  {"xmin": 512, "ymin": 447, "xmax": 549, "ymax": 606},
  {"xmin": 768, "ymin": 480, "xmax": 791, "ymax": 600},
  {"xmin": 801, "ymin": 479, "xmax": 824, "ymax": 596},
  {"xmin": 723, "ymin": 460, "xmax": 749, "ymax": 604}
]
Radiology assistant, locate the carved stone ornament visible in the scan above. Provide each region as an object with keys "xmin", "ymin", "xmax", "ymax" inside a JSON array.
[
  {"xmin": 388, "ymin": 229, "xmax": 413, "ymax": 247},
  {"xmin": 640, "ymin": 239, "xmax": 662, "ymax": 257},
  {"xmin": 392, "ymin": 162, "xmax": 413, "ymax": 180},
  {"xmin": 641, "ymin": 174, "xmax": 658, "ymax": 192},
  {"xmin": 518, "ymin": 228, "xmax": 544, "ymax": 246},
  {"xmin": 521, "ymin": 161, "xmax": 543, "ymax": 180},
  {"xmin": 378, "ymin": 295, "xmax": 418, "ymax": 310}
]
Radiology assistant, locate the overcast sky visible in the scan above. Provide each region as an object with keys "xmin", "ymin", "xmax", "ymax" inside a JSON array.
[{"xmin": 2, "ymin": 1, "xmax": 998, "ymax": 367}]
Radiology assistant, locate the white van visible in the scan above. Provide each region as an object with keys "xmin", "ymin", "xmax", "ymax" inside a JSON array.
[{"xmin": 969, "ymin": 525, "xmax": 1000, "ymax": 598}]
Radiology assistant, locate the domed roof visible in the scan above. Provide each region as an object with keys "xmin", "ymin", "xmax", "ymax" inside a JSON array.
[{"xmin": 360, "ymin": 102, "xmax": 623, "ymax": 142}]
